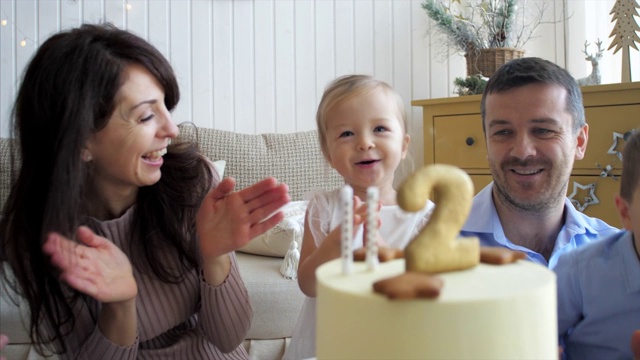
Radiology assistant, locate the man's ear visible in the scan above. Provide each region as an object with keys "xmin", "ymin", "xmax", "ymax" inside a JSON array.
[
  {"xmin": 401, "ymin": 133, "xmax": 411, "ymax": 160},
  {"xmin": 575, "ymin": 124, "xmax": 589, "ymax": 160},
  {"xmin": 614, "ymin": 194, "xmax": 632, "ymax": 231}
]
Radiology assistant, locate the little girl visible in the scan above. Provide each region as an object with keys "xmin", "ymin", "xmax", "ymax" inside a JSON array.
[{"xmin": 282, "ymin": 75, "xmax": 435, "ymax": 360}]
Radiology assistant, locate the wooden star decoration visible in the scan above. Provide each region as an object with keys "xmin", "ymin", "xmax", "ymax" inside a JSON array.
[
  {"xmin": 607, "ymin": 132, "xmax": 626, "ymax": 160},
  {"xmin": 568, "ymin": 181, "xmax": 600, "ymax": 212}
]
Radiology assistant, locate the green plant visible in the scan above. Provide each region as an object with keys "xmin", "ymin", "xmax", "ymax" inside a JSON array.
[
  {"xmin": 421, "ymin": 0, "xmax": 547, "ymax": 53},
  {"xmin": 453, "ymin": 74, "xmax": 488, "ymax": 95}
]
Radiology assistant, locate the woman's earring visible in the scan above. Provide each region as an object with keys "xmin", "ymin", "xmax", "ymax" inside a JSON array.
[{"xmin": 82, "ymin": 150, "xmax": 92, "ymax": 162}]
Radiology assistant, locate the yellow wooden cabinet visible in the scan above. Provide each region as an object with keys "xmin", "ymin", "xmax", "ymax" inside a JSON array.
[{"xmin": 412, "ymin": 82, "xmax": 640, "ymax": 228}]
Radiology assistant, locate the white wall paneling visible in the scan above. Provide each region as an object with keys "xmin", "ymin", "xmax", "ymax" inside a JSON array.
[
  {"xmin": 294, "ymin": 0, "xmax": 316, "ymax": 132},
  {"xmin": 1, "ymin": 0, "xmax": 637, "ymax": 181},
  {"xmin": 274, "ymin": 0, "xmax": 295, "ymax": 133},
  {"xmin": 169, "ymin": 1, "xmax": 191, "ymax": 127},
  {"xmin": 354, "ymin": 0, "xmax": 374, "ymax": 74},
  {"xmin": 0, "ymin": 0, "xmax": 14, "ymax": 137},
  {"xmin": 212, "ymin": 0, "xmax": 233, "ymax": 131},
  {"xmin": 254, "ymin": 0, "xmax": 276, "ymax": 134},
  {"xmin": 190, "ymin": 1, "xmax": 213, "ymax": 129},
  {"xmin": 315, "ymin": 0, "xmax": 335, "ymax": 108}
]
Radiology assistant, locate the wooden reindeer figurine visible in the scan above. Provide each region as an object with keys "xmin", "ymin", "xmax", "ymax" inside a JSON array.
[{"xmin": 577, "ymin": 39, "xmax": 604, "ymax": 86}]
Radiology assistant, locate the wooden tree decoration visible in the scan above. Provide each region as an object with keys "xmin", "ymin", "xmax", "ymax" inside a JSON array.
[{"xmin": 608, "ymin": 0, "xmax": 640, "ymax": 82}]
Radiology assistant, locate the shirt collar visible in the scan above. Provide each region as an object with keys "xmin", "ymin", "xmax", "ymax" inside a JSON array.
[
  {"xmin": 462, "ymin": 182, "xmax": 497, "ymax": 234},
  {"xmin": 463, "ymin": 182, "xmax": 602, "ymax": 235},
  {"xmin": 561, "ymin": 196, "xmax": 600, "ymax": 236}
]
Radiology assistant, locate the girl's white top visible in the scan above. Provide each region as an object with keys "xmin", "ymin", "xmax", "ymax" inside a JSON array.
[{"xmin": 282, "ymin": 188, "xmax": 435, "ymax": 360}]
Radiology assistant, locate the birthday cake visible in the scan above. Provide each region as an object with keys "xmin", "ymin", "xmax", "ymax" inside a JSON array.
[
  {"xmin": 315, "ymin": 165, "xmax": 558, "ymax": 359},
  {"xmin": 316, "ymin": 257, "xmax": 557, "ymax": 359}
]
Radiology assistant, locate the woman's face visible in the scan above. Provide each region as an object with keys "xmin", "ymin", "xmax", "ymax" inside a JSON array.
[{"xmin": 85, "ymin": 64, "xmax": 179, "ymax": 199}]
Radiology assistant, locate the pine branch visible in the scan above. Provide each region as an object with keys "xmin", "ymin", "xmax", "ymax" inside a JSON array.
[
  {"xmin": 421, "ymin": 0, "xmax": 477, "ymax": 52},
  {"xmin": 421, "ymin": 0, "xmax": 549, "ymax": 52}
]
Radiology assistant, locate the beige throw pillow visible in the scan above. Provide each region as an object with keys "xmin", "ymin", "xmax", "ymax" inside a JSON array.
[{"xmin": 239, "ymin": 201, "xmax": 307, "ymax": 257}]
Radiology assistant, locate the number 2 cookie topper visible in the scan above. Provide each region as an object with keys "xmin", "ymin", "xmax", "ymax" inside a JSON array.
[{"xmin": 397, "ymin": 164, "xmax": 480, "ymax": 274}]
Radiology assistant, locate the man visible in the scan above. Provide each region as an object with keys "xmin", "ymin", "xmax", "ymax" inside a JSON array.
[{"xmin": 460, "ymin": 57, "xmax": 620, "ymax": 269}]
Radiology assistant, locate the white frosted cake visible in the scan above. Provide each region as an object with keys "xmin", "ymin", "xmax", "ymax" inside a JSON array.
[{"xmin": 316, "ymin": 257, "xmax": 557, "ymax": 360}]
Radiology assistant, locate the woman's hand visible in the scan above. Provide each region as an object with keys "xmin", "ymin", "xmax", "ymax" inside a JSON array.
[
  {"xmin": 42, "ymin": 226, "xmax": 137, "ymax": 302},
  {"xmin": 0, "ymin": 333, "xmax": 8, "ymax": 360},
  {"xmin": 197, "ymin": 177, "xmax": 290, "ymax": 259}
]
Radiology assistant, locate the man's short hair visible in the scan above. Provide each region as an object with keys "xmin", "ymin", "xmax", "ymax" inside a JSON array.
[{"xmin": 480, "ymin": 57, "xmax": 585, "ymax": 134}]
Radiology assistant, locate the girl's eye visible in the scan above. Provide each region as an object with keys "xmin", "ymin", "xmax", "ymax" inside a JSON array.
[
  {"xmin": 339, "ymin": 131, "xmax": 354, "ymax": 138},
  {"xmin": 374, "ymin": 126, "xmax": 387, "ymax": 132}
]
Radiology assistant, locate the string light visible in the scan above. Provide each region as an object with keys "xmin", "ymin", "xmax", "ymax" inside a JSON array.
[
  {"xmin": 125, "ymin": 3, "xmax": 132, "ymax": 11},
  {"xmin": 0, "ymin": 7, "xmax": 35, "ymax": 48}
]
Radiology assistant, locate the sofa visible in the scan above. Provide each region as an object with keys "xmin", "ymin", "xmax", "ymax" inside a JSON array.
[{"xmin": 0, "ymin": 126, "xmax": 343, "ymax": 359}]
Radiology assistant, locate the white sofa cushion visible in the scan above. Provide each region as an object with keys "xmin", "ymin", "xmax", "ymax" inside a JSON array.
[{"xmin": 236, "ymin": 252, "xmax": 304, "ymax": 338}]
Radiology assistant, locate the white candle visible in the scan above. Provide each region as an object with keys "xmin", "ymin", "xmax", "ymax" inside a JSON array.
[
  {"xmin": 340, "ymin": 185, "xmax": 354, "ymax": 275},
  {"xmin": 366, "ymin": 186, "xmax": 379, "ymax": 270}
]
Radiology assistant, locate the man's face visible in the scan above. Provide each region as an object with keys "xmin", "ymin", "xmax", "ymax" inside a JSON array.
[{"xmin": 484, "ymin": 83, "xmax": 588, "ymax": 213}]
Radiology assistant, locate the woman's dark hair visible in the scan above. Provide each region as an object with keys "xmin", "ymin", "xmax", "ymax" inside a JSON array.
[{"xmin": 0, "ymin": 23, "xmax": 213, "ymax": 355}]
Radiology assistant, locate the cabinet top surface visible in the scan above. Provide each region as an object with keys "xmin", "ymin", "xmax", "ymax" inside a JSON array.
[{"xmin": 411, "ymin": 81, "xmax": 640, "ymax": 107}]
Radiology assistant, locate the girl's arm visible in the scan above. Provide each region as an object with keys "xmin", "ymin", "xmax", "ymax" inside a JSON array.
[
  {"xmin": 296, "ymin": 213, "xmax": 342, "ymax": 297},
  {"xmin": 297, "ymin": 196, "xmax": 367, "ymax": 297}
]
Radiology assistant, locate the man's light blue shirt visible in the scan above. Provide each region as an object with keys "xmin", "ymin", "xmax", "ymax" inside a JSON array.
[
  {"xmin": 460, "ymin": 183, "xmax": 620, "ymax": 269},
  {"xmin": 556, "ymin": 230, "xmax": 640, "ymax": 360}
]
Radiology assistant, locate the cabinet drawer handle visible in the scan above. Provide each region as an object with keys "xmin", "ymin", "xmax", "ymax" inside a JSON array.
[{"xmin": 465, "ymin": 137, "xmax": 475, "ymax": 146}]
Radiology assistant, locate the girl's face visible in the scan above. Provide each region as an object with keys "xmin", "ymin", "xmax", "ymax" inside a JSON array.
[
  {"xmin": 323, "ymin": 88, "xmax": 409, "ymax": 201},
  {"xmin": 85, "ymin": 64, "xmax": 178, "ymax": 201}
]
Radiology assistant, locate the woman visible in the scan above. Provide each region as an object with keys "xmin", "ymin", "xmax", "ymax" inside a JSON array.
[{"xmin": 0, "ymin": 23, "xmax": 289, "ymax": 359}]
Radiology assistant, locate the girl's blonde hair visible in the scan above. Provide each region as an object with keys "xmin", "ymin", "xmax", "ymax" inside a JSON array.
[{"xmin": 316, "ymin": 74, "xmax": 407, "ymax": 161}]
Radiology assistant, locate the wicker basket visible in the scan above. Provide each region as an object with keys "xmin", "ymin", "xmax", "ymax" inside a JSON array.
[{"xmin": 465, "ymin": 47, "xmax": 525, "ymax": 77}]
